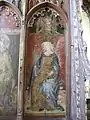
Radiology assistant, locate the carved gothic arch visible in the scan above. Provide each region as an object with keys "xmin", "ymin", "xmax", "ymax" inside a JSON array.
[
  {"xmin": 26, "ymin": 2, "xmax": 68, "ymax": 24},
  {"xmin": 0, "ymin": 0, "xmax": 22, "ymax": 19}
]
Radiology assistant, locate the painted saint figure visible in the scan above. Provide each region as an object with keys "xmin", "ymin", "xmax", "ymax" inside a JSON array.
[
  {"xmin": 0, "ymin": 33, "xmax": 16, "ymax": 112},
  {"xmin": 29, "ymin": 42, "xmax": 64, "ymax": 111}
]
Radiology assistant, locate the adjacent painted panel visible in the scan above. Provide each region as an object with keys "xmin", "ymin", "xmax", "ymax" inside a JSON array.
[{"xmin": 0, "ymin": 3, "xmax": 21, "ymax": 115}]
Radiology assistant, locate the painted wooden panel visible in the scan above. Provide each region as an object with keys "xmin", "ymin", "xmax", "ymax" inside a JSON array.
[
  {"xmin": 0, "ymin": 3, "xmax": 21, "ymax": 116},
  {"xmin": 24, "ymin": 6, "xmax": 66, "ymax": 118}
]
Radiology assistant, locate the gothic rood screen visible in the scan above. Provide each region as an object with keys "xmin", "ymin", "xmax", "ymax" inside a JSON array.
[{"xmin": 0, "ymin": 0, "xmax": 70, "ymax": 120}]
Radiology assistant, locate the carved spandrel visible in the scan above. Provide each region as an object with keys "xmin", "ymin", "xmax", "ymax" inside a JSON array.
[
  {"xmin": 5, "ymin": 0, "xmax": 23, "ymax": 15},
  {"xmin": 29, "ymin": 0, "xmax": 64, "ymax": 9},
  {"xmin": 12, "ymin": 0, "xmax": 23, "ymax": 14}
]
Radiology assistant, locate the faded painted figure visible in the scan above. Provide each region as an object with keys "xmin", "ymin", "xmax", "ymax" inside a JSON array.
[
  {"xmin": 29, "ymin": 42, "xmax": 64, "ymax": 111},
  {"xmin": 0, "ymin": 33, "xmax": 16, "ymax": 112}
]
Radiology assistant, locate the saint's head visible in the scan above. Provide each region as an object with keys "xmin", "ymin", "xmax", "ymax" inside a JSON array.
[{"xmin": 41, "ymin": 42, "xmax": 55, "ymax": 56}]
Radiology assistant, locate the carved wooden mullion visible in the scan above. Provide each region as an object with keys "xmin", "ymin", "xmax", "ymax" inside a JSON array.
[
  {"xmin": 75, "ymin": 1, "xmax": 85, "ymax": 120},
  {"xmin": 76, "ymin": 1, "xmax": 90, "ymax": 119},
  {"xmin": 76, "ymin": 20, "xmax": 85, "ymax": 120},
  {"xmin": 70, "ymin": 0, "xmax": 79, "ymax": 119},
  {"xmin": 70, "ymin": 0, "xmax": 86, "ymax": 120},
  {"xmin": 77, "ymin": 0, "xmax": 90, "ymax": 81},
  {"xmin": 70, "ymin": 0, "xmax": 90, "ymax": 119},
  {"xmin": 16, "ymin": 20, "xmax": 25, "ymax": 120},
  {"xmin": 16, "ymin": 1, "xmax": 26, "ymax": 120},
  {"xmin": 76, "ymin": 0, "xmax": 90, "ymax": 103}
]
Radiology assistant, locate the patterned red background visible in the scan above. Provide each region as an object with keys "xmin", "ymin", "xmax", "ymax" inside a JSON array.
[{"xmin": 25, "ymin": 33, "xmax": 66, "ymax": 88}]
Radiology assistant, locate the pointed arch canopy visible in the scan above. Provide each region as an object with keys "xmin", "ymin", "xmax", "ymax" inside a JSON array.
[{"xmin": 26, "ymin": 1, "xmax": 68, "ymax": 25}]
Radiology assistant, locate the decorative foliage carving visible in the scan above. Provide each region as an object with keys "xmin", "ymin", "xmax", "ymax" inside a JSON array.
[{"xmin": 70, "ymin": 0, "xmax": 90, "ymax": 120}]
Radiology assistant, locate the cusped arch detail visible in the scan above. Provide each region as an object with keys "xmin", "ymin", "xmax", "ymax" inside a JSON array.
[
  {"xmin": 0, "ymin": 0, "xmax": 22, "ymax": 20},
  {"xmin": 26, "ymin": 2, "xmax": 68, "ymax": 25}
]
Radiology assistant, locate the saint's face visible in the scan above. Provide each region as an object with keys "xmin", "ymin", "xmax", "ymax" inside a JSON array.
[{"xmin": 41, "ymin": 42, "xmax": 54, "ymax": 56}]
